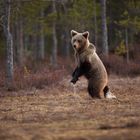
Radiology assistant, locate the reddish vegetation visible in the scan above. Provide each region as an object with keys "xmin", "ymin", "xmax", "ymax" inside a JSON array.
[
  {"xmin": 0, "ymin": 59, "xmax": 69, "ymax": 90},
  {"xmin": 0, "ymin": 55, "xmax": 140, "ymax": 91},
  {"xmin": 101, "ymin": 54, "xmax": 140, "ymax": 76}
]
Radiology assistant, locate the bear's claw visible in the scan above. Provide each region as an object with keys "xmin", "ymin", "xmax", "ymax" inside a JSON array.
[{"xmin": 70, "ymin": 78, "xmax": 78, "ymax": 84}]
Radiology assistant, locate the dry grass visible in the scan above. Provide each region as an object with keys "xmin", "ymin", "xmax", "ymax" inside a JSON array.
[{"xmin": 0, "ymin": 75, "xmax": 140, "ymax": 140}]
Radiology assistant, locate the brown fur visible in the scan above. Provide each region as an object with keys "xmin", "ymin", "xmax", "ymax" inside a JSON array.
[{"xmin": 71, "ymin": 30, "xmax": 109, "ymax": 98}]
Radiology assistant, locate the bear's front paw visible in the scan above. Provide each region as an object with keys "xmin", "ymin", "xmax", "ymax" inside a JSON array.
[{"xmin": 70, "ymin": 78, "xmax": 78, "ymax": 84}]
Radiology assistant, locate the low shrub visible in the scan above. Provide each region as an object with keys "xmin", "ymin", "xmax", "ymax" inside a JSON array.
[
  {"xmin": 0, "ymin": 54, "xmax": 140, "ymax": 91},
  {"xmin": 101, "ymin": 54, "xmax": 140, "ymax": 77}
]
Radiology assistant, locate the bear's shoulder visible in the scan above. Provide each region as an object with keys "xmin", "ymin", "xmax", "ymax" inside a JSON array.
[
  {"xmin": 83, "ymin": 43, "xmax": 96, "ymax": 55},
  {"xmin": 88, "ymin": 43, "xmax": 96, "ymax": 52},
  {"xmin": 79, "ymin": 43, "xmax": 96, "ymax": 63}
]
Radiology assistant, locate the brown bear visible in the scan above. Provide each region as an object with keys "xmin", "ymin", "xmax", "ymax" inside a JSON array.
[{"xmin": 70, "ymin": 30, "xmax": 116, "ymax": 99}]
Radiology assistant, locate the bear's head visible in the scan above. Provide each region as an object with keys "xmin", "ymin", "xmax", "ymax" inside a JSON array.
[{"xmin": 71, "ymin": 30, "xmax": 89, "ymax": 53}]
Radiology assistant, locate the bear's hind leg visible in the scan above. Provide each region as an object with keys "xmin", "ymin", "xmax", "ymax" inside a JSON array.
[
  {"xmin": 103, "ymin": 86, "xmax": 116, "ymax": 99},
  {"xmin": 88, "ymin": 85, "xmax": 101, "ymax": 99}
]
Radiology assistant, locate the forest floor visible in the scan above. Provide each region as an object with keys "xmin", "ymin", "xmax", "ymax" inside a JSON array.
[{"xmin": 0, "ymin": 75, "xmax": 140, "ymax": 140}]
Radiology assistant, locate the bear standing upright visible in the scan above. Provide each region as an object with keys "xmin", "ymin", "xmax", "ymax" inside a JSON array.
[{"xmin": 70, "ymin": 30, "xmax": 116, "ymax": 99}]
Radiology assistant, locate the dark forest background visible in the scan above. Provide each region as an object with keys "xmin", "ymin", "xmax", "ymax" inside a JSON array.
[{"xmin": 0, "ymin": 0, "xmax": 140, "ymax": 90}]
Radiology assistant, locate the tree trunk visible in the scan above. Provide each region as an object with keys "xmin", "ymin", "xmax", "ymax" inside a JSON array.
[
  {"xmin": 32, "ymin": 23, "xmax": 39, "ymax": 61},
  {"xmin": 52, "ymin": 23, "xmax": 57, "ymax": 66},
  {"xmin": 125, "ymin": 28, "xmax": 129, "ymax": 63},
  {"xmin": 61, "ymin": 1, "xmax": 70, "ymax": 59},
  {"xmin": 51, "ymin": 1, "xmax": 57, "ymax": 66},
  {"xmin": 24, "ymin": 35, "xmax": 29, "ymax": 54},
  {"xmin": 39, "ymin": 8, "xmax": 45, "ymax": 60},
  {"xmin": 94, "ymin": 0, "xmax": 98, "ymax": 47},
  {"xmin": 100, "ymin": 0, "xmax": 109, "ymax": 56},
  {"xmin": 65, "ymin": 31, "xmax": 70, "ymax": 58},
  {"xmin": 33, "ymin": 9, "xmax": 45, "ymax": 61},
  {"xmin": 3, "ymin": 0, "xmax": 14, "ymax": 89},
  {"xmin": 11, "ymin": 19, "xmax": 17, "ymax": 64},
  {"xmin": 17, "ymin": 17, "xmax": 24, "ymax": 66},
  {"xmin": 62, "ymin": 28, "xmax": 70, "ymax": 59}
]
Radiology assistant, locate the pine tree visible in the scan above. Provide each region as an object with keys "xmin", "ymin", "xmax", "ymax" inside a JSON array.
[
  {"xmin": 51, "ymin": 0, "xmax": 57, "ymax": 66},
  {"xmin": 100, "ymin": 0, "xmax": 109, "ymax": 55}
]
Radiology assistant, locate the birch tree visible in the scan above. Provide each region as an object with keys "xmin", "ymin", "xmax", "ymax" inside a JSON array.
[{"xmin": 3, "ymin": 0, "xmax": 14, "ymax": 89}]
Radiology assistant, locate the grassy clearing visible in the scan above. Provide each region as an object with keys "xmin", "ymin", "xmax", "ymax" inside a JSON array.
[{"xmin": 0, "ymin": 75, "xmax": 140, "ymax": 140}]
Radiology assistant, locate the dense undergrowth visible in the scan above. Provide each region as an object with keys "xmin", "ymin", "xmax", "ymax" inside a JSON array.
[
  {"xmin": 102, "ymin": 54, "xmax": 140, "ymax": 76},
  {"xmin": 0, "ymin": 54, "xmax": 140, "ymax": 91}
]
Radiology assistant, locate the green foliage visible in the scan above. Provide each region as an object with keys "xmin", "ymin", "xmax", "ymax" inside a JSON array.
[
  {"xmin": 10, "ymin": 0, "xmax": 52, "ymax": 35},
  {"xmin": 118, "ymin": 1, "xmax": 140, "ymax": 33},
  {"xmin": 115, "ymin": 40, "xmax": 126, "ymax": 56},
  {"xmin": 67, "ymin": 0, "xmax": 95, "ymax": 30},
  {"xmin": 0, "ymin": 0, "xmax": 140, "ymax": 58}
]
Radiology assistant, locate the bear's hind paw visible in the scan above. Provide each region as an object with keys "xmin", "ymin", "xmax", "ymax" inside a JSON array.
[{"xmin": 105, "ymin": 92, "xmax": 116, "ymax": 99}]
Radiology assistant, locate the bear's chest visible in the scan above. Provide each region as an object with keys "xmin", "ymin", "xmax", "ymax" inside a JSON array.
[{"xmin": 79, "ymin": 51, "xmax": 91, "ymax": 62}]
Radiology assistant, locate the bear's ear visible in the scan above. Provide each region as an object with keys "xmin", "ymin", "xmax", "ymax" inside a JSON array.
[
  {"xmin": 71, "ymin": 30, "xmax": 78, "ymax": 37},
  {"xmin": 82, "ymin": 31, "xmax": 89, "ymax": 39}
]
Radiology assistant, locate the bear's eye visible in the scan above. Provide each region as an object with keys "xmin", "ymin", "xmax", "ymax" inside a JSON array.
[
  {"xmin": 78, "ymin": 40, "xmax": 82, "ymax": 43},
  {"xmin": 73, "ymin": 39, "xmax": 76, "ymax": 42}
]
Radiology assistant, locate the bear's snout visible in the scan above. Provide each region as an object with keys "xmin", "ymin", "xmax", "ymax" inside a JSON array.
[
  {"xmin": 73, "ymin": 42, "xmax": 78, "ymax": 49},
  {"xmin": 73, "ymin": 44, "xmax": 80, "ymax": 50},
  {"xmin": 73, "ymin": 44, "xmax": 76, "ymax": 48}
]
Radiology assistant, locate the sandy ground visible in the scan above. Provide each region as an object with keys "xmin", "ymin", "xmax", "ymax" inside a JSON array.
[{"xmin": 0, "ymin": 75, "xmax": 140, "ymax": 140}]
